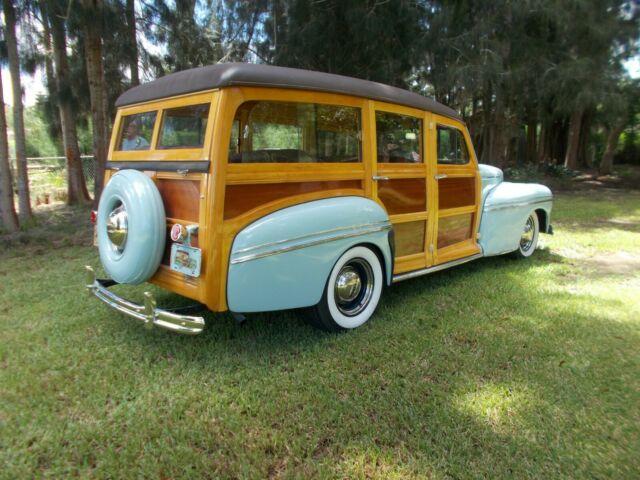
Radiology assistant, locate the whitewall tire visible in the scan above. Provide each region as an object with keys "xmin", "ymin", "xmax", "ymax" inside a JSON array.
[
  {"xmin": 513, "ymin": 212, "xmax": 540, "ymax": 258},
  {"xmin": 308, "ymin": 246, "xmax": 383, "ymax": 332}
]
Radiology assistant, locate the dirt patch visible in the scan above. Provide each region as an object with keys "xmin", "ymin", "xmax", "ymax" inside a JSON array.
[
  {"xmin": 586, "ymin": 252, "xmax": 640, "ymax": 276},
  {"xmin": 554, "ymin": 249, "xmax": 640, "ymax": 278}
]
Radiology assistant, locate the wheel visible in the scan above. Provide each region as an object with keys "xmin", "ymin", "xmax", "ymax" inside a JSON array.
[
  {"xmin": 307, "ymin": 246, "xmax": 383, "ymax": 332},
  {"xmin": 513, "ymin": 212, "xmax": 539, "ymax": 258},
  {"xmin": 97, "ymin": 170, "xmax": 166, "ymax": 284}
]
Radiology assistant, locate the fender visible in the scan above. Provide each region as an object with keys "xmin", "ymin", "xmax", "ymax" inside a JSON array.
[
  {"xmin": 227, "ymin": 196, "xmax": 393, "ymax": 313},
  {"xmin": 479, "ymin": 181, "xmax": 553, "ymax": 256}
]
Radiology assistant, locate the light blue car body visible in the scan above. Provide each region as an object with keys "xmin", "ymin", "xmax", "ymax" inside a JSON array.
[
  {"xmin": 227, "ymin": 196, "xmax": 393, "ymax": 313},
  {"xmin": 477, "ymin": 164, "xmax": 553, "ymax": 256},
  {"xmin": 227, "ymin": 165, "xmax": 552, "ymax": 313}
]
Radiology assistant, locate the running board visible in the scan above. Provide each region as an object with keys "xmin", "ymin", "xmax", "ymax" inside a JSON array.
[{"xmin": 392, "ymin": 253, "xmax": 483, "ymax": 283}]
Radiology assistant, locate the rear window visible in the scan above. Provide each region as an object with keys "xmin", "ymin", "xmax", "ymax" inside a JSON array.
[
  {"xmin": 228, "ymin": 101, "xmax": 361, "ymax": 163},
  {"xmin": 159, "ymin": 104, "xmax": 210, "ymax": 149},
  {"xmin": 117, "ymin": 112, "xmax": 156, "ymax": 151}
]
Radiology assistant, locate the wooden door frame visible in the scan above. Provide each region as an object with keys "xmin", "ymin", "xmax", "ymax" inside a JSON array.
[
  {"xmin": 429, "ymin": 114, "xmax": 482, "ymax": 265},
  {"xmin": 366, "ymin": 100, "xmax": 433, "ymax": 274}
]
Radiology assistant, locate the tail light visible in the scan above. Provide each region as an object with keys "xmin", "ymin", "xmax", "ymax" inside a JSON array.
[{"xmin": 90, "ymin": 210, "xmax": 98, "ymax": 224}]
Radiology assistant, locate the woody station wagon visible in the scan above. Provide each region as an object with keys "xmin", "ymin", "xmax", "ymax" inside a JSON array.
[{"xmin": 85, "ymin": 63, "xmax": 553, "ymax": 334}]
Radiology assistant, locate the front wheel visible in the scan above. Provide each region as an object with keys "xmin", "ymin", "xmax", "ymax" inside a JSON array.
[
  {"xmin": 513, "ymin": 212, "xmax": 540, "ymax": 258},
  {"xmin": 307, "ymin": 246, "xmax": 383, "ymax": 332}
]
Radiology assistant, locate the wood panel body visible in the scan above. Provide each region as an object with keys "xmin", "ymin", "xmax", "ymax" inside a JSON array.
[
  {"xmin": 429, "ymin": 114, "xmax": 482, "ymax": 265},
  {"xmin": 205, "ymin": 87, "xmax": 372, "ymax": 311},
  {"xmin": 370, "ymin": 100, "xmax": 432, "ymax": 274},
  {"xmin": 106, "ymin": 84, "xmax": 483, "ymax": 313}
]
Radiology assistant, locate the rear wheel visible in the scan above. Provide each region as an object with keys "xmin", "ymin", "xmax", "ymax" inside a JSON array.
[
  {"xmin": 307, "ymin": 246, "xmax": 383, "ymax": 332},
  {"xmin": 513, "ymin": 212, "xmax": 539, "ymax": 258}
]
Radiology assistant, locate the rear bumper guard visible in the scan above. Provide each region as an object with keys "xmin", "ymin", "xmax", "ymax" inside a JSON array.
[{"xmin": 85, "ymin": 266, "xmax": 205, "ymax": 335}]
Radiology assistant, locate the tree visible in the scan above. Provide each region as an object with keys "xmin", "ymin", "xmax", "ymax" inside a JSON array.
[
  {"xmin": 125, "ymin": 0, "xmax": 139, "ymax": 86},
  {"xmin": 2, "ymin": 0, "xmax": 32, "ymax": 220},
  {"xmin": 263, "ymin": 0, "xmax": 425, "ymax": 87},
  {"xmin": 46, "ymin": 0, "xmax": 91, "ymax": 204},
  {"xmin": 0, "ymin": 69, "xmax": 19, "ymax": 232},
  {"xmin": 80, "ymin": 0, "xmax": 108, "ymax": 204},
  {"xmin": 141, "ymin": 0, "xmax": 223, "ymax": 74},
  {"xmin": 600, "ymin": 80, "xmax": 640, "ymax": 174}
]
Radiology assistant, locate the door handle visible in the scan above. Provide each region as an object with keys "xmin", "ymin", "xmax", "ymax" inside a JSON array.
[
  {"xmin": 434, "ymin": 174, "xmax": 448, "ymax": 180},
  {"xmin": 372, "ymin": 175, "xmax": 390, "ymax": 181}
]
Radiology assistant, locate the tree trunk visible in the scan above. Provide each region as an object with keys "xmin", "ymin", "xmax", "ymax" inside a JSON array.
[
  {"xmin": 0, "ymin": 70, "xmax": 19, "ymax": 232},
  {"xmin": 3, "ymin": 0, "xmax": 32, "ymax": 220},
  {"xmin": 50, "ymin": 7, "xmax": 91, "ymax": 205},
  {"xmin": 39, "ymin": 0, "xmax": 63, "ymax": 146},
  {"xmin": 82, "ymin": 0, "xmax": 108, "ymax": 206},
  {"xmin": 599, "ymin": 123, "xmax": 625, "ymax": 175},
  {"xmin": 537, "ymin": 124, "xmax": 547, "ymax": 165},
  {"xmin": 126, "ymin": 0, "xmax": 139, "ymax": 86},
  {"xmin": 526, "ymin": 116, "xmax": 537, "ymax": 165},
  {"xmin": 577, "ymin": 110, "xmax": 592, "ymax": 168},
  {"xmin": 564, "ymin": 111, "xmax": 582, "ymax": 170}
]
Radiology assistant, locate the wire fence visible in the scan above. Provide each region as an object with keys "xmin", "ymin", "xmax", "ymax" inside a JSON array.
[{"xmin": 11, "ymin": 156, "xmax": 96, "ymax": 206}]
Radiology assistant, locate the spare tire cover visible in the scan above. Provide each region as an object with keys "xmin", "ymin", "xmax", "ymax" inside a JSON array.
[{"xmin": 97, "ymin": 170, "xmax": 166, "ymax": 284}]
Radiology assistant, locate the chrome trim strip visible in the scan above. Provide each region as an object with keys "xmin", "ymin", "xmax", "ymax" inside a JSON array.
[
  {"xmin": 233, "ymin": 220, "xmax": 392, "ymax": 255},
  {"xmin": 391, "ymin": 253, "xmax": 483, "ymax": 283},
  {"xmin": 483, "ymin": 198, "xmax": 552, "ymax": 213},
  {"xmin": 231, "ymin": 225, "xmax": 392, "ymax": 264},
  {"xmin": 85, "ymin": 266, "xmax": 205, "ymax": 335}
]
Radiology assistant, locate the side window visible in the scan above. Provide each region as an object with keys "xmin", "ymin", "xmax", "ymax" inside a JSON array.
[
  {"xmin": 117, "ymin": 112, "xmax": 156, "ymax": 151},
  {"xmin": 375, "ymin": 111, "xmax": 422, "ymax": 163},
  {"xmin": 437, "ymin": 126, "xmax": 470, "ymax": 165},
  {"xmin": 228, "ymin": 101, "xmax": 361, "ymax": 163},
  {"xmin": 159, "ymin": 104, "xmax": 210, "ymax": 149}
]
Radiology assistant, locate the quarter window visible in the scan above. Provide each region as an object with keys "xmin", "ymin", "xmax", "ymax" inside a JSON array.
[
  {"xmin": 117, "ymin": 112, "xmax": 156, "ymax": 151},
  {"xmin": 437, "ymin": 126, "xmax": 470, "ymax": 165},
  {"xmin": 159, "ymin": 104, "xmax": 210, "ymax": 149},
  {"xmin": 228, "ymin": 101, "xmax": 361, "ymax": 163},
  {"xmin": 375, "ymin": 111, "xmax": 422, "ymax": 163}
]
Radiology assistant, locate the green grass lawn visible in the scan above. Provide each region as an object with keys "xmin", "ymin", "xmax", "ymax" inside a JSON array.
[{"xmin": 1, "ymin": 189, "xmax": 639, "ymax": 479}]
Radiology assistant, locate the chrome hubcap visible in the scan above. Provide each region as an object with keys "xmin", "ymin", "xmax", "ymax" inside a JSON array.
[
  {"xmin": 107, "ymin": 202, "xmax": 128, "ymax": 252},
  {"xmin": 520, "ymin": 215, "xmax": 535, "ymax": 251},
  {"xmin": 334, "ymin": 259, "xmax": 374, "ymax": 316},
  {"xmin": 335, "ymin": 267, "xmax": 362, "ymax": 303}
]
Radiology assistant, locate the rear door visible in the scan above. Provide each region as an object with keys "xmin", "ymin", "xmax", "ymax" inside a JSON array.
[{"xmin": 370, "ymin": 102, "xmax": 432, "ymax": 274}]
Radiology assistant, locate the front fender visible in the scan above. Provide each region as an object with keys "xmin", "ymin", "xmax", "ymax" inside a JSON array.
[
  {"xmin": 479, "ymin": 182, "xmax": 553, "ymax": 256},
  {"xmin": 227, "ymin": 196, "xmax": 393, "ymax": 313}
]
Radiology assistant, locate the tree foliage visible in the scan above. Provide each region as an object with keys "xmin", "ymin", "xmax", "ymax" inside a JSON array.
[{"xmin": 1, "ymin": 0, "xmax": 638, "ymax": 225}]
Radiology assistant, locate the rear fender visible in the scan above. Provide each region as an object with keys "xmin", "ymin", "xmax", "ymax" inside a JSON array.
[{"xmin": 227, "ymin": 196, "xmax": 393, "ymax": 313}]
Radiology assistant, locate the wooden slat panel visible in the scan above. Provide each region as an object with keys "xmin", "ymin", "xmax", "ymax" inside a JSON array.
[
  {"xmin": 438, "ymin": 177, "xmax": 475, "ymax": 210},
  {"xmin": 157, "ymin": 179, "xmax": 200, "ymax": 222},
  {"xmin": 377, "ymin": 178, "xmax": 426, "ymax": 215},
  {"xmin": 394, "ymin": 220, "xmax": 426, "ymax": 257},
  {"xmin": 437, "ymin": 213, "xmax": 473, "ymax": 249},
  {"xmin": 224, "ymin": 180, "xmax": 362, "ymax": 219}
]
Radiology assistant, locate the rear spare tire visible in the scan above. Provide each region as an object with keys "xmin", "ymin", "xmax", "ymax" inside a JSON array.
[{"xmin": 97, "ymin": 170, "xmax": 166, "ymax": 284}]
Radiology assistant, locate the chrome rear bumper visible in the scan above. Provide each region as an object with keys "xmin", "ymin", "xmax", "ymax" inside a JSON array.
[{"xmin": 85, "ymin": 266, "xmax": 205, "ymax": 335}]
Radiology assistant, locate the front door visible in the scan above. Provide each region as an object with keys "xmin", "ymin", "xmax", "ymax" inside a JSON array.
[
  {"xmin": 370, "ymin": 102, "xmax": 432, "ymax": 274},
  {"xmin": 430, "ymin": 115, "xmax": 481, "ymax": 264}
]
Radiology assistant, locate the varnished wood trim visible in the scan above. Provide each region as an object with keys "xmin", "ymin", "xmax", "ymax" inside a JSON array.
[
  {"xmin": 394, "ymin": 253, "xmax": 427, "ymax": 274},
  {"xmin": 226, "ymin": 163, "xmax": 365, "ymax": 184},
  {"xmin": 389, "ymin": 211, "xmax": 428, "ymax": 223},
  {"xmin": 438, "ymin": 205, "xmax": 477, "ymax": 218}
]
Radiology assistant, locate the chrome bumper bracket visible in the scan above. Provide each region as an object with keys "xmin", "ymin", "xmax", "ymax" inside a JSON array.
[{"xmin": 85, "ymin": 266, "xmax": 205, "ymax": 335}]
